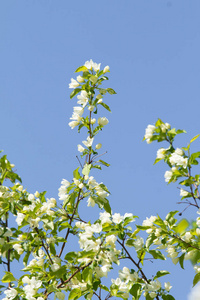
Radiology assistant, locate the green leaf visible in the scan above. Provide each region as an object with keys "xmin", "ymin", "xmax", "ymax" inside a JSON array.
[
  {"xmin": 75, "ymin": 66, "xmax": 88, "ymax": 73},
  {"xmin": 174, "ymin": 219, "xmax": 189, "ymax": 234},
  {"xmin": 106, "ymin": 88, "xmax": 116, "ymax": 95},
  {"xmin": 176, "ymin": 129, "xmax": 186, "ymax": 134},
  {"xmin": 100, "ymin": 102, "xmax": 111, "ymax": 112},
  {"xmin": 129, "ymin": 283, "xmax": 141, "ymax": 299},
  {"xmin": 1, "ymin": 272, "xmax": 16, "ymax": 283},
  {"xmin": 149, "ymin": 250, "xmax": 166, "ymax": 260},
  {"xmin": 50, "ymin": 243, "xmax": 56, "ymax": 256},
  {"xmin": 99, "ymin": 183, "xmax": 110, "ymax": 194},
  {"xmin": 64, "ymin": 251, "xmax": 77, "ymax": 263},
  {"xmin": 154, "ymin": 270, "xmax": 170, "ymax": 280},
  {"xmin": 70, "ymin": 88, "xmax": 81, "ymax": 99},
  {"xmin": 82, "ymin": 164, "xmax": 91, "ymax": 176},
  {"xmin": 179, "ymin": 253, "xmax": 185, "ymax": 269},
  {"xmin": 73, "ymin": 167, "xmax": 80, "ymax": 179},
  {"xmin": 68, "ymin": 288, "xmax": 81, "ymax": 300},
  {"xmin": 99, "ymin": 159, "xmax": 110, "ymax": 167},
  {"xmin": 90, "ymin": 75, "xmax": 98, "ymax": 84},
  {"xmin": 162, "ymin": 295, "xmax": 175, "ymax": 300},
  {"xmin": 190, "ymin": 134, "xmax": 200, "ymax": 144},
  {"xmin": 193, "ymin": 273, "xmax": 200, "ymax": 286}
]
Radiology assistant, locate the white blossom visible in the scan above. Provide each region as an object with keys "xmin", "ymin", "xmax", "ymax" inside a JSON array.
[
  {"xmin": 82, "ymin": 136, "xmax": 94, "ymax": 148},
  {"xmin": 4, "ymin": 288, "xmax": 18, "ymax": 299},
  {"xmin": 77, "ymin": 90, "xmax": 89, "ymax": 107},
  {"xmin": 13, "ymin": 243, "xmax": 24, "ymax": 255},
  {"xmin": 133, "ymin": 236, "xmax": 144, "ymax": 251},
  {"xmin": 156, "ymin": 148, "xmax": 166, "ymax": 159},
  {"xmin": 164, "ymin": 282, "xmax": 172, "ymax": 292},
  {"xmin": 99, "ymin": 211, "xmax": 112, "ymax": 224},
  {"xmin": 164, "ymin": 170, "xmax": 173, "ymax": 182},
  {"xmin": 76, "ymin": 75, "xmax": 84, "ymax": 83},
  {"xmin": 68, "ymin": 120, "xmax": 79, "ymax": 129},
  {"xmin": 144, "ymin": 124, "xmax": 156, "ymax": 143},
  {"xmin": 180, "ymin": 188, "xmax": 189, "ymax": 197},
  {"xmin": 78, "ymin": 144, "xmax": 85, "ymax": 152},
  {"xmin": 112, "ymin": 213, "xmax": 123, "ymax": 224},
  {"xmin": 69, "ymin": 78, "xmax": 80, "ymax": 88},
  {"xmin": 16, "ymin": 212, "xmax": 25, "ymax": 226},
  {"xmin": 87, "ymin": 197, "xmax": 95, "ymax": 207}
]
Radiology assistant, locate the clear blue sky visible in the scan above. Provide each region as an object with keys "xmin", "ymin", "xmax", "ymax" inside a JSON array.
[{"xmin": 1, "ymin": 1, "xmax": 200, "ymax": 299}]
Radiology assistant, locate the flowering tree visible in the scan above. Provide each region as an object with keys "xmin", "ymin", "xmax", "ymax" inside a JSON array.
[{"xmin": 1, "ymin": 59, "xmax": 200, "ymax": 300}]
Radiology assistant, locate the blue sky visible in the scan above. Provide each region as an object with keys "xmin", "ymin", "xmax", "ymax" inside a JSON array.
[{"xmin": 1, "ymin": 1, "xmax": 200, "ymax": 299}]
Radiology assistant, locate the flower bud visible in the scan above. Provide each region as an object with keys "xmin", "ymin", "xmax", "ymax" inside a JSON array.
[
  {"xmin": 91, "ymin": 118, "xmax": 96, "ymax": 124},
  {"xmin": 96, "ymin": 143, "xmax": 102, "ymax": 150},
  {"xmin": 103, "ymin": 65, "xmax": 110, "ymax": 73},
  {"xmin": 88, "ymin": 105, "xmax": 94, "ymax": 111},
  {"xmin": 97, "ymin": 99, "xmax": 103, "ymax": 104},
  {"xmin": 35, "ymin": 191, "xmax": 40, "ymax": 198},
  {"xmin": 98, "ymin": 117, "xmax": 109, "ymax": 126}
]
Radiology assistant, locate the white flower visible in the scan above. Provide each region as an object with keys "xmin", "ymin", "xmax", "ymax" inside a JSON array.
[
  {"xmin": 4, "ymin": 288, "xmax": 18, "ymax": 299},
  {"xmin": 16, "ymin": 212, "xmax": 25, "ymax": 226},
  {"xmin": 144, "ymin": 124, "xmax": 156, "ymax": 142},
  {"xmin": 103, "ymin": 65, "xmax": 110, "ymax": 73},
  {"xmin": 16, "ymin": 184, "xmax": 23, "ymax": 191},
  {"xmin": 28, "ymin": 194, "xmax": 35, "ymax": 201},
  {"xmin": 87, "ymin": 197, "xmax": 95, "ymax": 207},
  {"xmin": 69, "ymin": 78, "xmax": 80, "ymax": 89},
  {"xmin": 98, "ymin": 117, "xmax": 109, "ymax": 126},
  {"xmin": 166, "ymin": 246, "xmax": 178, "ymax": 258},
  {"xmin": 79, "ymin": 183, "xmax": 84, "ymax": 189},
  {"xmin": 156, "ymin": 148, "xmax": 166, "ymax": 159},
  {"xmin": 142, "ymin": 216, "xmax": 157, "ymax": 227},
  {"xmin": 106, "ymin": 235, "xmax": 117, "ymax": 247},
  {"xmin": 165, "ymin": 123, "xmax": 171, "ymax": 129},
  {"xmin": 13, "ymin": 243, "xmax": 24, "ymax": 255},
  {"xmin": 51, "ymin": 263, "xmax": 60, "ymax": 272},
  {"xmin": 77, "ymin": 90, "xmax": 89, "ymax": 107},
  {"xmin": 164, "ymin": 170, "xmax": 173, "ymax": 182},
  {"xmin": 92, "ymin": 62, "xmax": 101, "ymax": 72},
  {"xmin": 82, "ymin": 136, "xmax": 94, "ymax": 148},
  {"xmin": 133, "ymin": 236, "xmax": 144, "ymax": 251},
  {"xmin": 70, "ymin": 106, "xmax": 84, "ymax": 121},
  {"xmin": 28, "ymin": 217, "xmax": 40, "ymax": 228},
  {"xmin": 112, "ymin": 213, "xmax": 123, "ymax": 224},
  {"xmin": 169, "ymin": 152, "xmax": 188, "ymax": 168},
  {"xmin": 76, "ymin": 75, "xmax": 84, "ymax": 83},
  {"xmin": 95, "ymin": 143, "xmax": 102, "ymax": 150},
  {"xmin": 78, "ymin": 144, "xmax": 85, "ymax": 152},
  {"xmin": 164, "ymin": 282, "xmax": 172, "ymax": 292},
  {"xmin": 180, "ymin": 188, "xmax": 189, "ymax": 197},
  {"xmin": 175, "ymin": 148, "xmax": 184, "ymax": 156},
  {"xmin": 183, "ymin": 231, "xmax": 192, "ymax": 242},
  {"xmin": 84, "ymin": 59, "xmax": 94, "ymax": 70},
  {"xmin": 84, "ymin": 59, "xmax": 101, "ymax": 72},
  {"xmin": 69, "ymin": 120, "xmax": 79, "ymax": 129},
  {"xmin": 99, "ymin": 211, "xmax": 112, "ymax": 224},
  {"xmin": 58, "ymin": 179, "xmax": 70, "ymax": 201}
]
